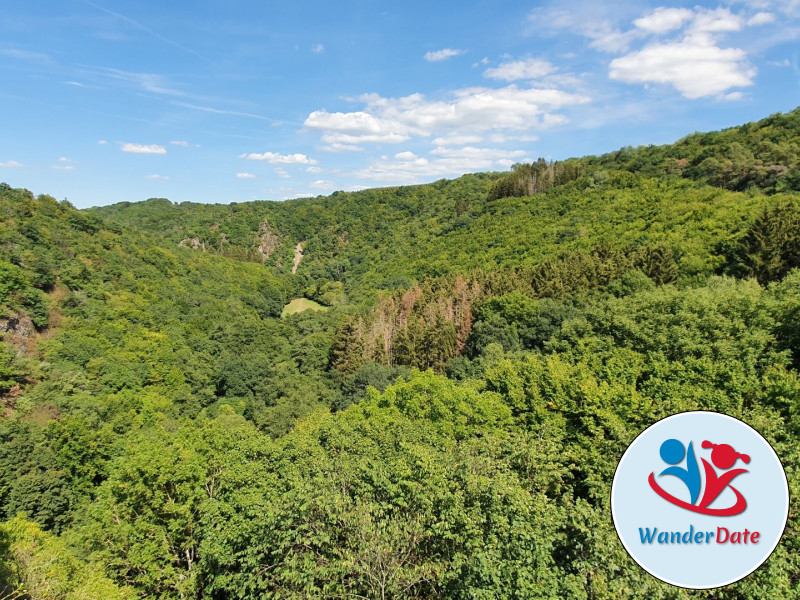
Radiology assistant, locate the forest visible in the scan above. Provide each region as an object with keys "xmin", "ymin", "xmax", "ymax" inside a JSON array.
[{"xmin": 0, "ymin": 107, "xmax": 799, "ymax": 598}]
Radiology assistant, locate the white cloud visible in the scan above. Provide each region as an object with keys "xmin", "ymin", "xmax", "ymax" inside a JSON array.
[
  {"xmin": 236, "ymin": 172, "xmax": 256, "ymax": 179},
  {"xmin": 690, "ymin": 8, "xmax": 744, "ymax": 34},
  {"xmin": 634, "ymin": 8, "xmax": 694, "ymax": 34},
  {"xmin": 609, "ymin": 33, "xmax": 756, "ymax": 99},
  {"xmin": 529, "ymin": 5, "xmax": 640, "ymax": 53},
  {"xmin": 496, "ymin": 159, "xmax": 520, "ymax": 168},
  {"xmin": 320, "ymin": 142, "xmax": 365, "ymax": 152},
  {"xmin": 430, "ymin": 146, "xmax": 527, "ymax": 160},
  {"xmin": 306, "ymin": 166, "xmax": 323, "ymax": 173},
  {"xmin": 52, "ymin": 164, "xmax": 75, "ymax": 171},
  {"xmin": 170, "ymin": 140, "xmax": 190, "ymax": 147},
  {"xmin": 748, "ymin": 12, "xmax": 776, "ymax": 25},
  {"xmin": 306, "ymin": 85, "xmax": 588, "ymax": 151},
  {"xmin": 240, "ymin": 151, "xmax": 317, "ymax": 164},
  {"xmin": 144, "ymin": 174, "xmax": 169, "ymax": 180},
  {"xmin": 353, "ymin": 157, "xmax": 431, "ymax": 182},
  {"xmin": 353, "ymin": 146, "xmax": 529, "ymax": 183},
  {"xmin": 312, "ymin": 44, "xmax": 325, "ymax": 53},
  {"xmin": 0, "ymin": 160, "xmax": 23, "ymax": 168},
  {"xmin": 590, "ymin": 29, "xmax": 640, "ymax": 53},
  {"xmin": 484, "ymin": 58, "xmax": 557, "ymax": 81},
  {"xmin": 274, "ymin": 167, "xmax": 290, "ymax": 178},
  {"xmin": 58, "ymin": 157, "xmax": 71, "ymax": 163},
  {"xmin": 727, "ymin": 0, "xmax": 771, "ymax": 9},
  {"xmin": 309, "ymin": 179, "xmax": 337, "ymax": 190},
  {"xmin": 488, "ymin": 133, "xmax": 540, "ymax": 143},
  {"xmin": 532, "ymin": 0, "xmax": 799, "ymax": 80},
  {"xmin": 122, "ymin": 143, "xmax": 167, "ymax": 154},
  {"xmin": 98, "ymin": 140, "xmax": 108, "ymax": 145},
  {"xmin": 528, "ymin": 4, "xmax": 762, "ymax": 58},
  {"xmin": 432, "ymin": 134, "xmax": 484, "ymax": 145},
  {"xmin": 591, "ymin": 6, "xmax": 763, "ymax": 100},
  {"xmin": 424, "ymin": 48, "xmax": 467, "ymax": 62},
  {"xmin": 305, "ymin": 110, "xmax": 413, "ymax": 146},
  {"xmin": 364, "ymin": 85, "xmax": 587, "ymax": 133},
  {"xmin": 261, "ymin": 186, "xmax": 313, "ymax": 200},
  {"xmin": 724, "ymin": 0, "xmax": 799, "ymax": 20}
]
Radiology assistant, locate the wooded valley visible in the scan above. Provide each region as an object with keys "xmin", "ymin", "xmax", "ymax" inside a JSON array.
[{"xmin": 1, "ymin": 108, "xmax": 800, "ymax": 598}]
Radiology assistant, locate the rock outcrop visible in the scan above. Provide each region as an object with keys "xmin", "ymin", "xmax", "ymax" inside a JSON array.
[
  {"xmin": 292, "ymin": 242, "xmax": 304, "ymax": 274},
  {"xmin": 256, "ymin": 221, "xmax": 280, "ymax": 261},
  {"xmin": 178, "ymin": 237, "xmax": 205, "ymax": 251}
]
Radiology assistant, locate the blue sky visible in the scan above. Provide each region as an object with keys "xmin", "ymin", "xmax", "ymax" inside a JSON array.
[{"xmin": 1, "ymin": 1, "xmax": 799, "ymax": 208}]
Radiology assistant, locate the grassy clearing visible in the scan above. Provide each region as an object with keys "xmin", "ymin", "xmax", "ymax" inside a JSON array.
[{"xmin": 281, "ymin": 297, "xmax": 329, "ymax": 318}]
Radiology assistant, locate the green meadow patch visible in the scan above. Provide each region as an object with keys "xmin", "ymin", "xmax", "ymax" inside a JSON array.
[{"xmin": 281, "ymin": 297, "xmax": 329, "ymax": 318}]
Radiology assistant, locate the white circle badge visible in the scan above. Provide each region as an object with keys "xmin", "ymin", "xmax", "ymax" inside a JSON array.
[{"xmin": 611, "ymin": 411, "xmax": 789, "ymax": 589}]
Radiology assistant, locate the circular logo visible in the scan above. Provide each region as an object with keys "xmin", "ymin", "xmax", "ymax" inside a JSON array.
[{"xmin": 611, "ymin": 411, "xmax": 789, "ymax": 589}]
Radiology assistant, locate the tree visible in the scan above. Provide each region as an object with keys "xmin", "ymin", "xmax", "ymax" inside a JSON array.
[
  {"xmin": 330, "ymin": 315, "xmax": 366, "ymax": 375},
  {"xmin": 731, "ymin": 200, "xmax": 800, "ymax": 283}
]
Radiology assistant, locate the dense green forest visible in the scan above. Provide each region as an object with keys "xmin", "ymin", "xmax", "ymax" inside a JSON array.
[{"xmin": 1, "ymin": 108, "xmax": 800, "ymax": 598}]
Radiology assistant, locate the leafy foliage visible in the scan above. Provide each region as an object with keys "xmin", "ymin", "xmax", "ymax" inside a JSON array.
[
  {"xmin": 1, "ymin": 108, "xmax": 800, "ymax": 598},
  {"xmin": 726, "ymin": 199, "xmax": 800, "ymax": 283},
  {"xmin": 580, "ymin": 107, "xmax": 800, "ymax": 194}
]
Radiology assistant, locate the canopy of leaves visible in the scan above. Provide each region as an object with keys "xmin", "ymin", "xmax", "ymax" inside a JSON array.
[{"xmin": 1, "ymin": 108, "xmax": 800, "ymax": 599}]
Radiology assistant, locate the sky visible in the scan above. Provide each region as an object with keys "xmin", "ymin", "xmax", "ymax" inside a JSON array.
[{"xmin": 1, "ymin": 1, "xmax": 799, "ymax": 208}]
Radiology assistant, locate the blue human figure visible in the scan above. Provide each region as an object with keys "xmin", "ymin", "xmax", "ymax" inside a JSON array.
[{"xmin": 659, "ymin": 439, "xmax": 701, "ymax": 505}]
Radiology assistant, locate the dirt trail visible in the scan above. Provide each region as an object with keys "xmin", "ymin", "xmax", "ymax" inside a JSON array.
[{"xmin": 292, "ymin": 242, "xmax": 304, "ymax": 274}]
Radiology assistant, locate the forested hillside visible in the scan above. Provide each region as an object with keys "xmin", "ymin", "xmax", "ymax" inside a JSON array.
[{"xmin": 1, "ymin": 109, "xmax": 800, "ymax": 598}]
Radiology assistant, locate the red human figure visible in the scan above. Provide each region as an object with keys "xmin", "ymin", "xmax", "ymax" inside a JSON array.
[{"xmin": 698, "ymin": 441, "xmax": 750, "ymax": 509}]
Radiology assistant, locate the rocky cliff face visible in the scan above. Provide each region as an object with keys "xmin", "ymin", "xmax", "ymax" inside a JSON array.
[
  {"xmin": 0, "ymin": 314, "xmax": 35, "ymax": 355},
  {"xmin": 292, "ymin": 242, "xmax": 304, "ymax": 274},
  {"xmin": 178, "ymin": 237, "xmax": 206, "ymax": 251},
  {"xmin": 256, "ymin": 220, "xmax": 280, "ymax": 261}
]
